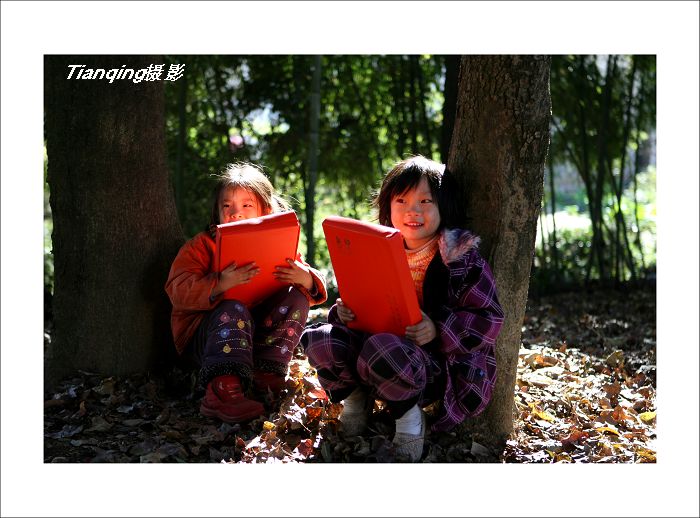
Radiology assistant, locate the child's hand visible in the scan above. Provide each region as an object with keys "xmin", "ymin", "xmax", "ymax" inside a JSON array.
[
  {"xmin": 273, "ymin": 259, "xmax": 314, "ymax": 290},
  {"xmin": 405, "ymin": 311, "xmax": 437, "ymax": 346},
  {"xmin": 213, "ymin": 262, "xmax": 260, "ymax": 296},
  {"xmin": 335, "ymin": 298, "xmax": 356, "ymax": 324}
]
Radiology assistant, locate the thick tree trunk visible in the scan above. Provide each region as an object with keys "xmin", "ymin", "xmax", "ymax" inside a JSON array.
[
  {"xmin": 447, "ymin": 55, "xmax": 551, "ymax": 447},
  {"xmin": 441, "ymin": 55, "xmax": 460, "ymax": 162},
  {"xmin": 304, "ymin": 55, "xmax": 321, "ymax": 266},
  {"xmin": 45, "ymin": 55, "xmax": 184, "ymax": 384}
]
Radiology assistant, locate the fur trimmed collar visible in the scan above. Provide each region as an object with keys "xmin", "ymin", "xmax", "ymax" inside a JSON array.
[{"xmin": 438, "ymin": 228, "xmax": 480, "ymax": 265}]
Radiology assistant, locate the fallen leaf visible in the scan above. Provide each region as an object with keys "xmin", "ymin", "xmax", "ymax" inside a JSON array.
[
  {"xmin": 306, "ymin": 406, "xmax": 323, "ymax": 422},
  {"xmin": 528, "ymin": 403, "xmax": 556, "ymax": 422},
  {"xmin": 122, "ymin": 419, "xmax": 145, "ymax": 427},
  {"xmin": 522, "ymin": 372, "xmax": 553, "ymax": 388},
  {"xmin": 560, "ymin": 428, "xmax": 589, "ymax": 446},
  {"xmin": 605, "ymin": 350, "xmax": 625, "ymax": 368},
  {"xmin": 46, "ymin": 424, "xmax": 84, "ymax": 439},
  {"xmin": 594, "ymin": 426, "xmax": 620, "ymax": 436},
  {"xmin": 635, "ymin": 447, "xmax": 656, "ymax": 462},
  {"xmin": 85, "ymin": 416, "xmax": 113, "ymax": 432},
  {"xmin": 294, "ymin": 439, "xmax": 314, "ymax": 458},
  {"xmin": 611, "ymin": 406, "xmax": 631, "ymax": 423},
  {"xmin": 602, "ymin": 383, "xmax": 621, "ymax": 398},
  {"xmin": 639, "ymin": 411, "xmax": 656, "ymax": 424},
  {"xmin": 93, "ymin": 378, "xmax": 116, "ymax": 396}
]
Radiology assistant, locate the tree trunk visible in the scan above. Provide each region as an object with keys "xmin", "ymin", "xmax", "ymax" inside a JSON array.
[
  {"xmin": 45, "ymin": 55, "xmax": 184, "ymax": 384},
  {"xmin": 594, "ymin": 55, "xmax": 617, "ymax": 282},
  {"xmin": 175, "ymin": 70, "xmax": 187, "ymax": 219},
  {"xmin": 414, "ymin": 55, "xmax": 433, "ymax": 156},
  {"xmin": 304, "ymin": 55, "xmax": 322, "ymax": 266},
  {"xmin": 548, "ymin": 160, "xmax": 560, "ymax": 281},
  {"xmin": 447, "ymin": 55, "xmax": 551, "ymax": 447},
  {"xmin": 408, "ymin": 56, "xmax": 418, "ymax": 154},
  {"xmin": 441, "ymin": 55, "xmax": 460, "ymax": 162}
]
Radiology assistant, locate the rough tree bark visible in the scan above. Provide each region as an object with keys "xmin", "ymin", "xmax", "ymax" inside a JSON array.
[
  {"xmin": 45, "ymin": 55, "xmax": 184, "ymax": 384},
  {"xmin": 304, "ymin": 55, "xmax": 321, "ymax": 266},
  {"xmin": 447, "ymin": 55, "xmax": 551, "ymax": 447},
  {"xmin": 441, "ymin": 55, "xmax": 460, "ymax": 162}
]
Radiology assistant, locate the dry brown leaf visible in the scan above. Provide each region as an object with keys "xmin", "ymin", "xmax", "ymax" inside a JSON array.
[{"xmin": 602, "ymin": 382, "xmax": 622, "ymax": 397}]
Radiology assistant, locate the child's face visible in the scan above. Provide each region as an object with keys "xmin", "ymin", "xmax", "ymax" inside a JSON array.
[
  {"xmin": 218, "ymin": 187, "xmax": 264, "ymax": 224},
  {"xmin": 390, "ymin": 176, "xmax": 441, "ymax": 250}
]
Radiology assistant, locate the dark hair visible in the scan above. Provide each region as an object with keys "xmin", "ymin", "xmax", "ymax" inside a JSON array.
[
  {"xmin": 207, "ymin": 162, "xmax": 290, "ymax": 231},
  {"xmin": 373, "ymin": 155, "xmax": 460, "ymax": 229}
]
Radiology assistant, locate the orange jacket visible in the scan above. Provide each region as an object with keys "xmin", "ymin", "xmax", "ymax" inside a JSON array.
[{"xmin": 165, "ymin": 231, "xmax": 327, "ymax": 354}]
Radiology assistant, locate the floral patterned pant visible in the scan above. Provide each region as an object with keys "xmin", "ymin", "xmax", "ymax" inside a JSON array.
[{"xmin": 193, "ymin": 287, "xmax": 309, "ymax": 385}]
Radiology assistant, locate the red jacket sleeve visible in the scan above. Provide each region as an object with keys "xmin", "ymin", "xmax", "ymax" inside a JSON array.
[
  {"xmin": 165, "ymin": 233, "xmax": 219, "ymax": 312},
  {"xmin": 294, "ymin": 252, "xmax": 328, "ymax": 306}
]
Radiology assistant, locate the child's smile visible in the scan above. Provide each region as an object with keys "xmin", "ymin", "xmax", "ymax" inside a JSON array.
[{"xmin": 390, "ymin": 177, "xmax": 441, "ymax": 250}]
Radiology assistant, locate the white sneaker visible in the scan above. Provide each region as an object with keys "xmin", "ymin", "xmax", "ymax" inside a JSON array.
[
  {"xmin": 393, "ymin": 410, "xmax": 426, "ymax": 462},
  {"xmin": 338, "ymin": 387, "xmax": 371, "ymax": 436}
]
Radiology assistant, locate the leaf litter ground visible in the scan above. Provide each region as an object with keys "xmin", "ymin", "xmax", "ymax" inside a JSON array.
[{"xmin": 44, "ymin": 286, "xmax": 656, "ymax": 463}]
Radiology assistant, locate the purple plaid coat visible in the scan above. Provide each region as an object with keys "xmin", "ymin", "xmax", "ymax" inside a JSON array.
[
  {"xmin": 422, "ymin": 228, "xmax": 504, "ymax": 431},
  {"xmin": 310, "ymin": 227, "xmax": 504, "ymax": 432}
]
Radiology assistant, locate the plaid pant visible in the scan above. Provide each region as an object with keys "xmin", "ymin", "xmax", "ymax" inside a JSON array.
[
  {"xmin": 193, "ymin": 287, "xmax": 309, "ymax": 386},
  {"xmin": 301, "ymin": 322, "xmax": 443, "ymax": 416}
]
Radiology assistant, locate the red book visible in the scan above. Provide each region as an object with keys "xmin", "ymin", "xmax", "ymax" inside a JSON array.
[
  {"xmin": 215, "ymin": 211, "xmax": 300, "ymax": 307},
  {"xmin": 322, "ymin": 215, "xmax": 422, "ymax": 336}
]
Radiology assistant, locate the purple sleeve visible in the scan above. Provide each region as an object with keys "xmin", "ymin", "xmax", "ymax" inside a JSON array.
[
  {"xmin": 437, "ymin": 253, "xmax": 504, "ymax": 357},
  {"xmin": 434, "ymin": 251, "xmax": 504, "ymax": 421}
]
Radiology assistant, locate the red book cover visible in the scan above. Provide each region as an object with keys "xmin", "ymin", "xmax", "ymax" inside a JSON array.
[
  {"xmin": 322, "ymin": 215, "xmax": 422, "ymax": 336},
  {"xmin": 215, "ymin": 211, "xmax": 300, "ymax": 307}
]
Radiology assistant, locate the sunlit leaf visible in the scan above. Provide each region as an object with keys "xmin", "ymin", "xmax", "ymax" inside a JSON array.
[
  {"xmin": 635, "ymin": 447, "xmax": 656, "ymax": 462},
  {"xmin": 528, "ymin": 403, "xmax": 556, "ymax": 422},
  {"xmin": 638, "ymin": 411, "xmax": 656, "ymax": 424},
  {"xmin": 594, "ymin": 426, "xmax": 620, "ymax": 436}
]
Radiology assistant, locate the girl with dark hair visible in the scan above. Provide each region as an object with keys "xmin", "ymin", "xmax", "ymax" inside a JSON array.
[{"xmin": 302, "ymin": 155, "xmax": 503, "ymax": 462}]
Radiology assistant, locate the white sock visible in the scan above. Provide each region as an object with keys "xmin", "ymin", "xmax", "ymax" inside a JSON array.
[
  {"xmin": 395, "ymin": 404, "xmax": 422, "ymax": 435},
  {"xmin": 342, "ymin": 387, "xmax": 368, "ymax": 414}
]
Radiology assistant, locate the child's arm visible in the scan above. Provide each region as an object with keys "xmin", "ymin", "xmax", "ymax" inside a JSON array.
[
  {"xmin": 165, "ymin": 235, "xmax": 258, "ymax": 310},
  {"xmin": 165, "ymin": 238, "xmax": 217, "ymax": 311}
]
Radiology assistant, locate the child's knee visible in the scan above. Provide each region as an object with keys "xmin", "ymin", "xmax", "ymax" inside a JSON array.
[
  {"xmin": 216, "ymin": 299, "xmax": 252, "ymax": 320},
  {"xmin": 358, "ymin": 334, "xmax": 426, "ymax": 392},
  {"xmin": 300, "ymin": 323, "xmax": 332, "ymax": 360},
  {"xmin": 285, "ymin": 287, "xmax": 310, "ymax": 315},
  {"xmin": 360, "ymin": 333, "xmax": 403, "ymax": 357}
]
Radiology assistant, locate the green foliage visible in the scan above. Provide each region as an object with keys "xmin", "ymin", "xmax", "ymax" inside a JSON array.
[
  {"xmin": 542, "ymin": 55, "xmax": 657, "ymax": 288},
  {"xmin": 535, "ymin": 166, "xmax": 656, "ymax": 290},
  {"xmin": 163, "ymin": 55, "xmax": 446, "ymax": 278},
  {"xmin": 42, "ymin": 54, "xmax": 657, "ymax": 301}
]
